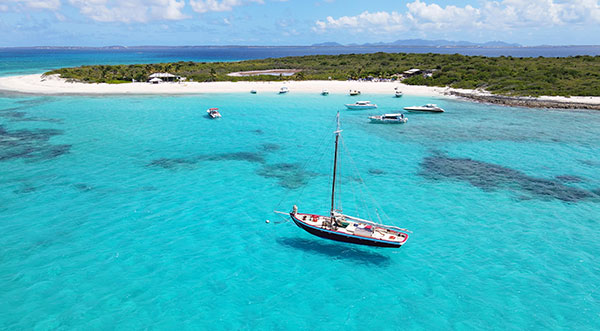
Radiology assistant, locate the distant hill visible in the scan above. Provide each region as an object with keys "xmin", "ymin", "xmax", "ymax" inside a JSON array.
[
  {"xmin": 311, "ymin": 42, "xmax": 344, "ymax": 47},
  {"xmin": 312, "ymin": 39, "xmax": 521, "ymax": 47}
]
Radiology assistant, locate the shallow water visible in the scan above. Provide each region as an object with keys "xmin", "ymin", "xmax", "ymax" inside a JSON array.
[{"xmin": 1, "ymin": 91, "xmax": 599, "ymax": 329}]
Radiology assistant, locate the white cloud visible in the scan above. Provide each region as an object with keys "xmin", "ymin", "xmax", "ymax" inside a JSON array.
[
  {"xmin": 189, "ymin": 0, "xmax": 263, "ymax": 14},
  {"xmin": 315, "ymin": 11, "xmax": 405, "ymax": 33},
  {"xmin": 8, "ymin": 0, "xmax": 61, "ymax": 10},
  {"xmin": 315, "ymin": 0, "xmax": 600, "ymax": 33},
  {"xmin": 68, "ymin": 0, "xmax": 187, "ymax": 23}
]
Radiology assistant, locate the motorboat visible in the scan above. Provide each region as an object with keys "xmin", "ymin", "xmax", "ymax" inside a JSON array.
[
  {"xmin": 404, "ymin": 104, "xmax": 444, "ymax": 112},
  {"xmin": 275, "ymin": 112, "xmax": 410, "ymax": 248},
  {"xmin": 349, "ymin": 90, "xmax": 361, "ymax": 96},
  {"xmin": 321, "ymin": 89, "xmax": 329, "ymax": 95},
  {"xmin": 250, "ymin": 90, "xmax": 257, "ymax": 94},
  {"xmin": 369, "ymin": 113, "xmax": 408, "ymax": 124},
  {"xmin": 395, "ymin": 90, "xmax": 403, "ymax": 97},
  {"xmin": 279, "ymin": 86, "xmax": 289, "ymax": 94},
  {"xmin": 344, "ymin": 101, "xmax": 377, "ymax": 110},
  {"xmin": 207, "ymin": 108, "xmax": 221, "ymax": 119}
]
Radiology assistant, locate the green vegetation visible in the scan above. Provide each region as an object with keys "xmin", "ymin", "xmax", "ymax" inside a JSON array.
[{"xmin": 46, "ymin": 53, "xmax": 600, "ymax": 97}]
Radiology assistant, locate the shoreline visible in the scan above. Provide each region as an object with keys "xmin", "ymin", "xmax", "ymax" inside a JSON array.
[
  {"xmin": 1, "ymin": 74, "xmax": 600, "ymax": 110},
  {"xmin": 448, "ymin": 91, "xmax": 600, "ymax": 110}
]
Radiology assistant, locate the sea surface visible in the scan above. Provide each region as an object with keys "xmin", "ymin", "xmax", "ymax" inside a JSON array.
[{"xmin": 1, "ymin": 51, "xmax": 600, "ymax": 329}]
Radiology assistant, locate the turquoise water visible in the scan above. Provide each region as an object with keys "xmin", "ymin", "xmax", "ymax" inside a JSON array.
[{"xmin": 1, "ymin": 90, "xmax": 600, "ymax": 329}]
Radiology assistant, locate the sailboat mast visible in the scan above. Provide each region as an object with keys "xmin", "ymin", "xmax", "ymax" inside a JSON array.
[{"xmin": 331, "ymin": 112, "xmax": 341, "ymax": 215}]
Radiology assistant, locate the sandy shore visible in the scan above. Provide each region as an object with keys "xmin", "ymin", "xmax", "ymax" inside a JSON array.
[
  {"xmin": 0, "ymin": 74, "xmax": 459, "ymax": 97},
  {"xmin": 2, "ymin": 74, "xmax": 600, "ymax": 110}
]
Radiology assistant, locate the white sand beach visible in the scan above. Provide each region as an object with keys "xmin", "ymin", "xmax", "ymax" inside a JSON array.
[
  {"xmin": 1, "ymin": 74, "xmax": 600, "ymax": 109},
  {"xmin": 0, "ymin": 74, "xmax": 461, "ymax": 97}
]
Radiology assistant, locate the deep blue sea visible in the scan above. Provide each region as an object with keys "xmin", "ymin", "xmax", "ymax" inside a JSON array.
[{"xmin": 1, "ymin": 48, "xmax": 600, "ymax": 329}]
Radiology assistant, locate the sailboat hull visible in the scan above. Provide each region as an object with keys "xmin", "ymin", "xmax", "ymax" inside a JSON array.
[{"xmin": 290, "ymin": 214, "xmax": 404, "ymax": 248}]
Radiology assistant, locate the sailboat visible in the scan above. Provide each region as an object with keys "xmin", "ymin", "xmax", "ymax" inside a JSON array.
[{"xmin": 283, "ymin": 112, "xmax": 409, "ymax": 248}]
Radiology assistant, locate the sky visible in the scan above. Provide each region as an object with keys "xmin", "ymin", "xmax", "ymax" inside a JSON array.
[{"xmin": 1, "ymin": 0, "xmax": 599, "ymax": 47}]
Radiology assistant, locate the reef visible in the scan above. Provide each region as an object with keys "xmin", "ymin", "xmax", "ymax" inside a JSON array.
[{"xmin": 420, "ymin": 153, "xmax": 597, "ymax": 202}]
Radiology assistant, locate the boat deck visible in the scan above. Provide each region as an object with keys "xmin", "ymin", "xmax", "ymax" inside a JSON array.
[{"xmin": 294, "ymin": 212, "xmax": 408, "ymax": 244}]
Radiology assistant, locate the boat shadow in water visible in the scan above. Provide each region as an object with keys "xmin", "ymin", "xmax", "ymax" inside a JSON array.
[{"xmin": 276, "ymin": 237, "xmax": 392, "ymax": 266}]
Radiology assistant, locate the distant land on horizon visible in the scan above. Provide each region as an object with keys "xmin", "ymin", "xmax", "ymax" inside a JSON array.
[
  {"xmin": 4, "ymin": 41, "xmax": 600, "ymax": 50},
  {"xmin": 312, "ymin": 39, "xmax": 522, "ymax": 47}
]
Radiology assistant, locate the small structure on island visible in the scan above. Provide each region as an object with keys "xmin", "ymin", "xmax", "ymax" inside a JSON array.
[
  {"xmin": 403, "ymin": 68, "xmax": 422, "ymax": 77},
  {"xmin": 148, "ymin": 73, "xmax": 183, "ymax": 83},
  {"xmin": 149, "ymin": 77, "xmax": 162, "ymax": 84}
]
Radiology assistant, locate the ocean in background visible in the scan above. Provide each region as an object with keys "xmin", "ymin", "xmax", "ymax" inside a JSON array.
[
  {"xmin": 3, "ymin": 45, "xmax": 600, "ymax": 77},
  {"xmin": 1, "ymin": 51, "xmax": 600, "ymax": 329}
]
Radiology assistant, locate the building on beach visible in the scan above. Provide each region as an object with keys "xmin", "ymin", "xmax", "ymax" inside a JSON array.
[{"xmin": 148, "ymin": 73, "xmax": 184, "ymax": 82}]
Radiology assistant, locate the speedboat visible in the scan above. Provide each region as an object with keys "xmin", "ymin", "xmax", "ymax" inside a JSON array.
[
  {"xmin": 207, "ymin": 108, "xmax": 221, "ymax": 119},
  {"xmin": 250, "ymin": 90, "xmax": 257, "ymax": 94},
  {"xmin": 279, "ymin": 86, "xmax": 289, "ymax": 94},
  {"xmin": 345, "ymin": 101, "xmax": 377, "ymax": 110},
  {"xmin": 321, "ymin": 89, "xmax": 329, "ymax": 95},
  {"xmin": 349, "ymin": 90, "xmax": 361, "ymax": 96},
  {"xmin": 369, "ymin": 113, "xmax": 408, "ymax": 124},
  {"xmin": 403, "ymin": 104, "xmax": 444, "ymax": 112},
  {"xmin": 395, "ymin": 90, "xmax": 403, "ymax": 97}
]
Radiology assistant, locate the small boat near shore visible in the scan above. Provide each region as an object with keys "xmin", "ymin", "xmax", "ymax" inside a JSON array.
[
  {"xmin": 404, "ymin": 104, "xmax": 444, "ymax": 112},
  {"xmin": 250, "ymin": 89, "xmax": 257, "ymax": 94},
  {"xmin": 345, "ymin": 101, "xmax": 377, "ymax": 110},
  {"xmin": 395, "ymin": 90, "xmax": 403, "ymax": 97},
  {"xmin": 349, "ymin": 90, "xmax": 361, "ymax": 96},
  {"xmin": 207, "ymin": 108, "xmax": 221, "ymax": 118},
  {"xmin": 279, "ymin": 86, "xmax": 289, "ymax": 94},
  {"xmin": 369, "ymin": 113, "xmax": 408, "ymax": 124},
  {"xmin": 321, "ymin": 89, "xmax": 329, "ymax": 95}
]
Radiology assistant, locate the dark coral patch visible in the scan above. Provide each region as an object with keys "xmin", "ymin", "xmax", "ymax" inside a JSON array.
[
  {"xmin": 0, "ymin": 125, "xmax": 70, "ymax": 162},
  {"xmin": 368, "ymin": 169, "xmax": 386, "ymax": 175},
  {"xmin": 421, "ymin": 153, "xmax": 594, "ymax": 202},
  {"xmin": 256, "ymin": 163, "xmax": 315, "ymax": 189},
  {"xmin": 148, "ymin": 151, "xmax": 265, "ymax": 170}
]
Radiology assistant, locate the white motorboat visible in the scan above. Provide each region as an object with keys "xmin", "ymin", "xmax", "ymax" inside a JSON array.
[
  {"xmin": 345, "ymin": 101, "xmax": 377, "ymax": 110},
  {"xmin": 250, "ymin": 90, "xmax": 257, "ymax": 94},
  {"xmin": 207, "ymin": 108, "xmax": 221, "ymax": 118},
  {"xmin": 321, "ymin": 89, "xmax": 329, "ymax": 95},
  {"xmin": 279, "ymin": 86, "xmax": 289, "ymax": 94},
  {"xmin": 395, "ymin": 90, "xmax": 403, "ymax": 97},
  {"xmin": 349, "ymin": 90, "xmax": 361, "ymax": 96},
  {"xmin": 403, "ymin": 104, "xmax": 444, "ymax": 112},
  {"xmin": 369, "ymin": 113, "xmax": 408, "ymax": 124}
]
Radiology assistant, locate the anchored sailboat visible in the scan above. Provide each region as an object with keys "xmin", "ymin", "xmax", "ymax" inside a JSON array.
[{"xmin": 283, "ymin": 112, "xmax": 409, "ymax": 248}]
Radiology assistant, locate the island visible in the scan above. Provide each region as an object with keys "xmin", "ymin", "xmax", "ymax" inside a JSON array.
[{"xmin": 1, "ymin": 52, "xmax": 600, "ymax": 110}]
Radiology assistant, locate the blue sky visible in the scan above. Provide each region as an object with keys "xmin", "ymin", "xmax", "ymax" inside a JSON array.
[{"xmin": 1, "ymin": 0, "xmax": 599, "ymax": 46}]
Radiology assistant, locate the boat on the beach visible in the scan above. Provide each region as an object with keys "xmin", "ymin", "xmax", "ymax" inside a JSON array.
[
  {"xmin": 369, "ymin": 113, "xmax": 408, "ymax": 124},
  {"xmin": 395, "ymin": 90, "xmax": 403, "ymax": 97},
  {"xmin": 349, "ymin": 90, "xmax": 361, "ymax": 96},
  {"xmin": 345, "ymin": 101, "xmax": 377, "ymax": 110},
  {"xmin": 250, "ymin": 90, "xmax": 257, "ymax": 94},
  {"xmin": 279, "ymin": 86, "xmax": 289, "ymax": 94},
  {"xmin": 321, "ymin": 89, "xmax": 329, "ymax": 95},
  {"xmin": 207, "ymin": 108, "xmax": 221, "ymax": 118},
  {"xmin": 277, "ymin": 112, "xmax": 409, "ymax": 248},
  {"xmin": 404, "ymin": 104, "xmax": 444, "ymax": 112}
]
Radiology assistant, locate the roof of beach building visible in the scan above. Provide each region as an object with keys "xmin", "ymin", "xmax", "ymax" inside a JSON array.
[
  {"xmin": 149, "ymin": 73, "xmax": 177, "ymax": 78},
  {"xmin": 403, "ymin": 68, "xmax": 421, "ymax": 75}
]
